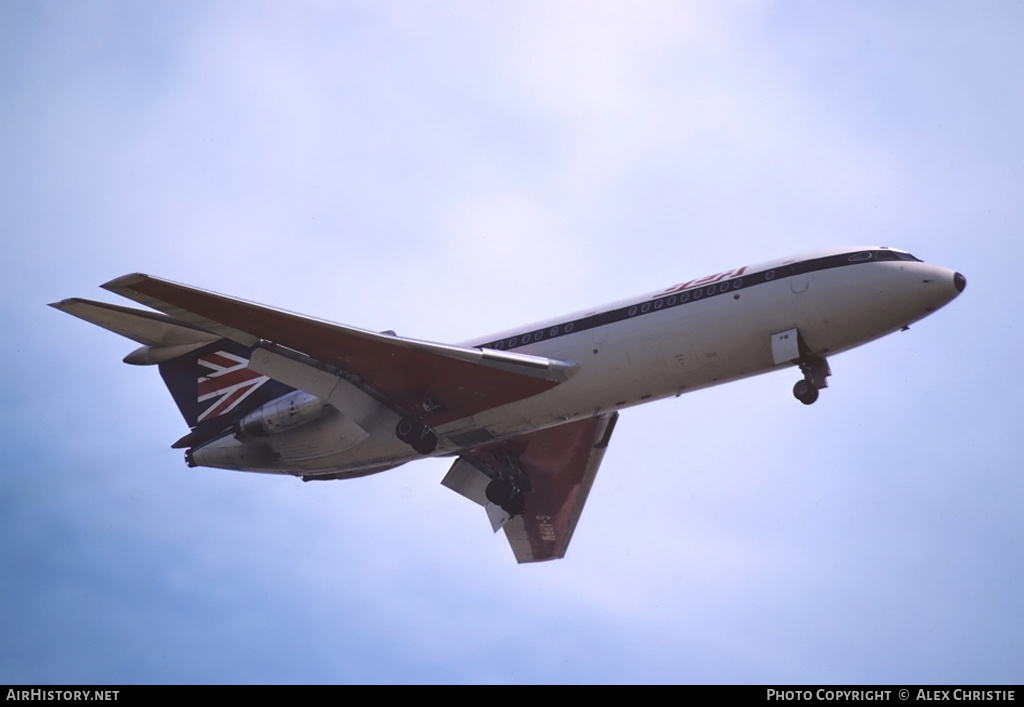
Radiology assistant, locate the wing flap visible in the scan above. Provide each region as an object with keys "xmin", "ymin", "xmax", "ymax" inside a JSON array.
[{"xmin": 101, "ymin": 274, "xmax": 576, "ymax": 425}]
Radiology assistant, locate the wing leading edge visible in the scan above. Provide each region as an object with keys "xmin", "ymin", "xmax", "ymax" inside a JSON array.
[
  {"xmin": 101, "ymin": 274, "xmax": 577, "ymax": 427},
  {"xmin": 443, "ymin": 412, "xmax": 619, "ymax": 562}
]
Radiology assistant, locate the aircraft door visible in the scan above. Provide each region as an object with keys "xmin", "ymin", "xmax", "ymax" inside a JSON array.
[{"xmin": 784, "ymin": 259, "xmax": 812, "ymax": 293}]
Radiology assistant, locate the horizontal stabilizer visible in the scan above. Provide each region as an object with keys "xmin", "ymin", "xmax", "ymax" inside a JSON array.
[{"xmin": 49, "ymin": 298, "xmax": 219, "ymax": 365}]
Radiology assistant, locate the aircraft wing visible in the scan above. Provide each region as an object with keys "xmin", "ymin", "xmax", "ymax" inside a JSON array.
[
  {"xmin": 100, "ymin": 274, "xmax": 577, "ymax": 426},
  {"xmin": 442, "ymin": 412, "xmax": 618, "ymax": 563}
]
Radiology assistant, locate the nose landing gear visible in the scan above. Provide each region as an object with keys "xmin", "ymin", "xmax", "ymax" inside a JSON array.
[
  {"xmin": 773, "ymin": 327, "xmax": 831, "ymax": 406},
  {"xmin": 793, "ymin": 349, "xmax": 831, "ymax": 406}
]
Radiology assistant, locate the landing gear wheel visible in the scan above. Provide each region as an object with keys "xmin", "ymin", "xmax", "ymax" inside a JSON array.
[
  {"xmin": 396, "ymin": 418, "xmax": 438, "ymax": 454},
  {"xmin": 486, "ymin": 481, "xmax": 526, "ymax": 515},
  {"xmin": 486, "ymin": 478, "xmax": 516, "ymax": 506},
  {"xmin": 793, "ymin": 379, "xmax": 819, "ymax": 405},
  {"xmin": 395, "ymin": 418, "xmax": 418, "ymax": 443},
  {"xmin": 502, "ymin": 493, "xmax": 526, "ymax": 516},
  {"xmin": 411, "ymin": 430, "xmax": 438, "ymax": 455}
]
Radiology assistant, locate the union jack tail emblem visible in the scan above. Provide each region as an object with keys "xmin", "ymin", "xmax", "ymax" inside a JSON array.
[{"xmin": 196, "ymin": 351, "xmax": 269, "ymax": 422}]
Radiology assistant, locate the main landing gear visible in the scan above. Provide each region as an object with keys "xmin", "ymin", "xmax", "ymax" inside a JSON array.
[
  {"xmin": 793, "ymin": 349, "xmax": 831, "ymax": 406},
  {"xmin": 484, "ymin": 449, "xmax": 530, "ymax": 517},
  {"xmin": 395, "ymin": 418, "xmax": 438, "ymax": 454}
]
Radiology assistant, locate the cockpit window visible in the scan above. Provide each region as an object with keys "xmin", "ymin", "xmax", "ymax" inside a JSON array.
[
  {"xmin": 852, "ymin": 249, "xmax": 922, "ymax": 263},
  {"xmin": 876, "ymin": 247, "xmax": 922, "ymax": 262}
]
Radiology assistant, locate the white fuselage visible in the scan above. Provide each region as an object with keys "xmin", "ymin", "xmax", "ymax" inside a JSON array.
[{"xmin": 190, "ymin": 247, "xmax": 963, "ymax": 477}]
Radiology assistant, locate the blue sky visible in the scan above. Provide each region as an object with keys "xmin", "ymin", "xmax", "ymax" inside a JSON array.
[{"xmin": 2, "ymin": 0, "xmax": 1022, "ymax": 684}]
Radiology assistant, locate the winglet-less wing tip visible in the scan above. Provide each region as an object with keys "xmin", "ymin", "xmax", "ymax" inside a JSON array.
[{"xmin": 101, "ymin": 273, "xmax": 151, "ymax": 291}]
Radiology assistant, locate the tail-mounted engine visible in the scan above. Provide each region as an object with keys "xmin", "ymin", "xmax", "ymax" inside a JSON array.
[{"xmin": 234, "ymin": 390, "xmax": 330, "ymax": 439}]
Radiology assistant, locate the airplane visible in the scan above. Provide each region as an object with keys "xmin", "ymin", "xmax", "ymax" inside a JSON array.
[{"xmin": 51, "ymin": 246, "xmax": 965, "ymax": 563}]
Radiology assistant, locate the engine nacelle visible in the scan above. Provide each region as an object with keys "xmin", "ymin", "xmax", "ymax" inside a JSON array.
[{"xmin": 234, "ymin": 390, "xmax": 330, "ymax": 438}]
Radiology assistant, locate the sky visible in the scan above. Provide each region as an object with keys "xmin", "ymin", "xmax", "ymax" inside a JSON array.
[{"xmin": 2, "ymin": 0, "xmax": 1022, "ymax": 685}]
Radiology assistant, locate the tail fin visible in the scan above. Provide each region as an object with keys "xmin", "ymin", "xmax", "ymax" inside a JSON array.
[
  {"xmin": 50, "ymin": 298, "xmax": 294, "ymax": 442},
  {"xmin": 159, "ymin": 339, "xmax": 294, "ymax": 430}
]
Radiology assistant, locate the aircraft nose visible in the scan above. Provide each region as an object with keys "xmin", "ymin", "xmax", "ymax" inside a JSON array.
[{"xmin": 954, "ymin": 271, "xmax": 967, "ymax": 293}]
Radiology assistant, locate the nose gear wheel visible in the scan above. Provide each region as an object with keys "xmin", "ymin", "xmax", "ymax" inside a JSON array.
[{"xmin": 791, "ymin": 332, "xmax": 831, "ymax": 405}]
